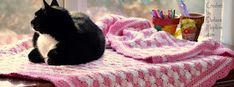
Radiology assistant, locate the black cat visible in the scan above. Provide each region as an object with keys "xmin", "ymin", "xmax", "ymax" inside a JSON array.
[{"xmin": 28, "ymin": 0, "xmax": 105, "ymax": 65}]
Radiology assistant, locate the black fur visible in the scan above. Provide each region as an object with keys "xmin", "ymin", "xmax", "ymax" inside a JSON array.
[{"xmin": 28, "ymin": 0, "xmax": 105, "ymax": 65}]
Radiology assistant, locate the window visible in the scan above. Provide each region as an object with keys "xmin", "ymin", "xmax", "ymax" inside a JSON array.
[
  {"xmin": 0, "ymin": 0, "xmax": 40, "ymax": 44},
  {"xmin": 0, "ymin": 0, "xmax": 62, "ymax": 44},
  {"xmin": 0, "ymin": 0, "xmax": 204, "ymax": 36},
  {"xmin": 0, "ymin": 0, "xmax": 233, "ymax": 45}
]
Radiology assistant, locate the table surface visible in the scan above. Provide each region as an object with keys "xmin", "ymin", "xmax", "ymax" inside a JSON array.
[{"xmin": 0, "ymin": 43, "xmax": 233, "ymax": 87}]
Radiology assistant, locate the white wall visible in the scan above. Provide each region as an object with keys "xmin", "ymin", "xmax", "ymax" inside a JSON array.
[{"xmin": 221, "ymin": 0, "xmax": 234, "ymax": 45}]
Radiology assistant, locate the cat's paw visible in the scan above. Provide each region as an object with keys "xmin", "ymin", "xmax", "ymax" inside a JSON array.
[
  {"xmin": 46, "ymin": 49, "xmax": 61, "ymax": 65},
  {"xmin": 28, "ymin": 48, "xmax": 44, "ymax": 63},
  {"xmin": 47, "ymin": 49, "xmax": 58, "ymax": 58}
]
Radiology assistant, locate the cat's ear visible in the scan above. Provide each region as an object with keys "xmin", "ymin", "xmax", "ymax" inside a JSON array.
[
  {"xmin": 51, "ymin": 0, "xmax": 59, "ymax": 6},
  {"xmin": 42, "ymin": 0, "xmax": 50, "ymax": 9}
]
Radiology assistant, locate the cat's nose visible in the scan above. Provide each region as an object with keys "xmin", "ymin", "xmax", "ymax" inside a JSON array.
[
  {"xmin": 31, "ymin": 20, "xmax": 38, "ymax": 30},
  {"xmin": 31, "ymin": 20, "xmax": 35, "ymax": 25}
]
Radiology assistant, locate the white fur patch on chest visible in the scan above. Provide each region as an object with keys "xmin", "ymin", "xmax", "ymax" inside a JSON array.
[{"xmin": 37, "ymin": 34, "xmax": 58, "ymax": 59}]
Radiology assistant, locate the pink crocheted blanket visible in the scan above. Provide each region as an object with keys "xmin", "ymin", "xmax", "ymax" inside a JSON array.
[
  {"xmin": 96, "ymin": 14, "xmax": 234, "ymax": 63},
  {"xmin": 0, "ymin": 39, "xmax": 233, "ymax": 87},
  {"xmin": 0, "ymin": 15, "xmax": 234, "ymax": 87}
]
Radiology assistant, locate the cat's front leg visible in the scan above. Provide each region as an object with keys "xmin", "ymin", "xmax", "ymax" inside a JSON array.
[
  {"xmin": 28, "ymin": 48, "xmax": 45, "ymax": 63},
  {"xmin": 32, "ymin": 32, "xmax": 40, "ymax": 47},
  {"xmin": 46, "ymin": 49, "xmax": 63, "ymax": 65}
]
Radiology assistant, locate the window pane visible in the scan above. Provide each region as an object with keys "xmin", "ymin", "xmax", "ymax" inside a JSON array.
[
  {"xmin": 0, "ymin": 0, "xmax": 42, "ymax": 34},
  {"xmin": 0, "ymin": 0, "xmax": 43, "ymax": 44},
  {"xmin": 84, "ymin": 0, "xmax": 204, "ymax": 20}
]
